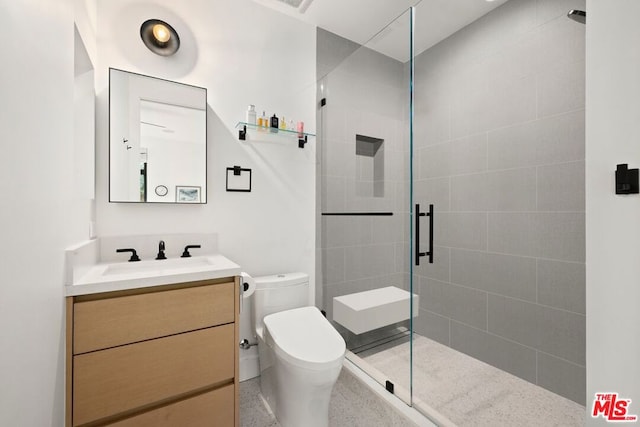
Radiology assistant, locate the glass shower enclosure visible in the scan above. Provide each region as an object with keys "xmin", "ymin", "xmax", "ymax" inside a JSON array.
[
  {"xmin": 317, "ymin": 7, "xmax": 418, "ymax": 407},
  {"xmin": 318, "ymin": 0, "xmax": 586, "ymax": 424}
]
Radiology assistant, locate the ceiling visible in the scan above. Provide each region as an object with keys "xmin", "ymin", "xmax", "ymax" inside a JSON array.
[{"xmin": 252, "ymin": 0, "xmax": 509, "ymax": 62}]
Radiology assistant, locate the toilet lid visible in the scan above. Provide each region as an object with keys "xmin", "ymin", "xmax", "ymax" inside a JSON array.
[{"xmin": 263, "ymin": 306, "xmax": 346, "ymax": 369}]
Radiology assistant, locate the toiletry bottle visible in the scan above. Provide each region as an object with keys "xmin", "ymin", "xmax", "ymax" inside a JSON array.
[
  {"xmin": 289, "ymin": 119, "xmax": 295, "ymax": 132},
  {"xmin": 246, "ymin": 105, "xmax": 256, "ymax": 125},
  {"xmin": 280, "ymin": 116, "xmax": 286, "ymax": 130},
  {"xmin": 297, "ymin": 121, "xmax": 304, "ymax": 138},
  {"xmin": 260, "ymin": 111, "xmax": 267, "ymax": 131},
  {"xmin": 270, "ymin": 114, "xmax": 279, "ymax": 132}
]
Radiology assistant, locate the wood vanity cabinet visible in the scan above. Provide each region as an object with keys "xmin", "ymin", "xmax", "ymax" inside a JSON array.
[{"xmin": 65, "ymin": 277, "xmax": 240, "ymax": 427}]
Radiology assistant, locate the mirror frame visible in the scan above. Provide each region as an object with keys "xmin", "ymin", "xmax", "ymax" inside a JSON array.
[{"xmin": 108, "ymin": 68, "xmax": 208, "ymax": 204}]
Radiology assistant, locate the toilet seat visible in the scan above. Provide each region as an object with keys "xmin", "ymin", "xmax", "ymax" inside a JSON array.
[{"xmin": 263, "ymin": 306, "xmax": 346, "ymax": 371}]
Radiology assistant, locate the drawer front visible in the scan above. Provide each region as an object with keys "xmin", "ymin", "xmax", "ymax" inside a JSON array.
[
  {"xmin": 74, "ymin": 281, "xmax": 235, "ymax": 354},
  {"xmin": 73, "ymin": 325, "xmax": 234, "ymax": 426},
  {"xmin": 107, "ymin": 385, "xmax": 234, "ymax": 427}
]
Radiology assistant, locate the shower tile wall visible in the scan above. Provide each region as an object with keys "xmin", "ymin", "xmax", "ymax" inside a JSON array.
[
  {"xmin": 413, "ymin": 0, "xmax": 585, "ymax": 404},
  {"xmin": 316, "ymin": 29, "xmax": 409, "ymax": 323}
]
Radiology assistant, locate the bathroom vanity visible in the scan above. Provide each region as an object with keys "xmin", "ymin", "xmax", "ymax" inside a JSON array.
[{"xmin": 64, "ymin": 244, "xmax": 241, "ymax": 427}]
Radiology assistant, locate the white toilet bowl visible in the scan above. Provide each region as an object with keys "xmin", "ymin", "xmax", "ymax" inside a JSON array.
[
  {"xmin": 252, "ymin": 273, "xmax": 346, "ymax": 427},
  {"xmin": 263, "ymin": 306, "xmax": 345, "ymax": 427}
]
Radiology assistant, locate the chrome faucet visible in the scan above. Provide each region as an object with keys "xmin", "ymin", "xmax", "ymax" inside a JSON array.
[{"xmin": 156, "ymin": 240, "xmax": 167, "ymax": 260}]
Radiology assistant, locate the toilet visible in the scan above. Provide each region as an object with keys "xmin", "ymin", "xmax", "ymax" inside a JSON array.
[{"xmin": 252, "ymin": 273, "xmax": 346, "ymax": 427}]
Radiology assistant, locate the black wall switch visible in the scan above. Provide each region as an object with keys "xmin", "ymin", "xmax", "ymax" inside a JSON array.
[{"xmin": 615, "ymin": 164, "xmax": 639, "ymax": 194}]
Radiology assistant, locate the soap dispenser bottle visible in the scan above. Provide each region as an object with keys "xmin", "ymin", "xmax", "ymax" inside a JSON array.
[{"xmin": 270, "ymin": 114, "xmax": 279, "ymax": 132}]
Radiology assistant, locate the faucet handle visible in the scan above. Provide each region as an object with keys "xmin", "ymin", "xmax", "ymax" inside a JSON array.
[
  {"xmin": 181, "ymin": 244, "xmax": 201, "ymax": 258},
  {"xmin": 116, "ymin": 248, "xmax": 140, "ymax": 262}
]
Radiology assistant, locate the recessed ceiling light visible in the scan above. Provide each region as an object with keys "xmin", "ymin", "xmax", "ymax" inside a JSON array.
[{"xmin": 140, "ymin": 19, "xmax": 180, "ymax": 56}]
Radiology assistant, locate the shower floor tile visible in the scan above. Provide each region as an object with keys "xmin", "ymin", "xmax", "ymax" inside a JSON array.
[{"xmin": 360, "ymin": 334, "xmax": 585, "ymax": 426}]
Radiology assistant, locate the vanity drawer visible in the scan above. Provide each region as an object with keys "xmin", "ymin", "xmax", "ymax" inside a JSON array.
[
  {"xmin": 73, "ymin": 325, "xmax": 234, "ymax": 426},
  {"xmin": 73, "ymin": 281, "xmax": 234, "ymax": 354},
  {"xmin": 107, "ymin": 385, "xmax": 234, "ymax": 427}
]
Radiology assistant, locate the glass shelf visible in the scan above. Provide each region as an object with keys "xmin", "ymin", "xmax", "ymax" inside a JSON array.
[{"xmin": 235, "ymin": 122, "xmax": 315, "ymax": 138}]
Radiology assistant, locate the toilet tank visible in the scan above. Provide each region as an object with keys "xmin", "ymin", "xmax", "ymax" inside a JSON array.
[{"xmin": 252, "ymin": 272, "xmax": 309, "ymax": 336}]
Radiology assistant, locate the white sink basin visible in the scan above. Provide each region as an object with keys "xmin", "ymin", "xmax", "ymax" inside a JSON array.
[
  {"xmin": 67, "ymin": 254, "xmax": 241, "ymax": 296},
  {"xmin": 103, "ymin": 257, "xmax": 215, "ymax": 276}
]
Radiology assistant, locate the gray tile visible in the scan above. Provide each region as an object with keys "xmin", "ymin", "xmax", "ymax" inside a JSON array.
[
  {"xmin": 371, "ymin": 215, "xmax": 402, "ymax": 245},
  {"xmin": 414, "ymin": 89, "xmax": 451, "ymax": 147},
  {"xmin": 538, "ymin": 59, "xmax": 585, "ymax": 118},
  {"xmin": 415, "ymin": 245, "xmax": 450, "ymax": 282},
  {"xmin": 394, "ymin": 242, "xmax": 410, "ymax": 275},
  {"xmin": 322, "ymin": 176, "xmax": 346, "ymax": 212},
  {"xmin": 488, "ymin": 212, "xmax": 585, "ymax": 262},
  {"xmin": 323, "ymin": 141, "xmax": 352, "ymax": 178},
  {"xmin": 451, "ymin": 249, "xmax": 537, "ymax": 302},
  {"xmin": 356, "ymin": 155, "xmax": 374, "ymax": 182},
  {"xmin": 537, "ymin": 12, "xmax": 585, "ymax": 71},
  {"xmin": 486, "ymin": 0, "xmax": 538, "ymax": 49},
  {"xmin": 450, "ymin": 321, "xmax": 537, "ymax": 383},
  {"xmin": 449, "ymin": 133, "xmax": 488, "ymax": 176},
  {"xmin": 417, "ymin": 142, "xmax": 452, "ymax": 179},
  {"xmin": 414, "ymin": 177, "xmax": 450, "ymax": 213},
  {"xmin": 537, "ymin": 161, "xmax": 585, "ymax": 211},
  {"xmin": 488, "ymin": 109, "xmax": 585, "ymax": 170},
  {"xmin": 414, "ymin": 309, "xmax": 450, "ymax": 346},
  {"xmin": 451, "ymin": 168, "xmax": 537, "ymax": 212},
  {"xmin": 537, "ymin": 259, "xmax": 585, "ymax": 314},
  {"xmin": 484, "ymin": 27, "xmax": 538, "ymax": 82},
  {"xmin": 322, "ymin": 105, "xmax": 347, "ymax": 144},
  {"xmin": 486, "ymin": 73, "xmax": 537, "ymax": 132},
  {"xmin": 537, "ymin": 352, "xmax": 586, "ymax": 405},
  {"xmin": 344, "ymin": 244, "xmax": 396, "ymax": 281},
  {"xmin": 451, "ymin": 74, "xmax": 489, "ymax": 139},
  {"xmin": 322, "ymin": 216, "xmax": 372, "ymax": 248},
  {"xmin": 322, "ymin": 248, "xmax": 345, "ymax": 286},
  {"xmin": 385, "ymin": 149, "xmax": 406, "ymax": 182},
  {"xmin": 419, "ymin": 277, "xmax": 488, "ymax": 330},
  {"xmin": 488, "ymin": 294, "xmax": 585, "ymax": 365},
  {"xmin": 438, "ymin": 213, "xmax": 488, "ymax": 251}
]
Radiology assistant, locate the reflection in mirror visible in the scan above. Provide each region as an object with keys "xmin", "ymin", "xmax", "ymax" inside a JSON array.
[{"xmin": 109, "ymin": 68, "xmax": 207, "ymax": 203}]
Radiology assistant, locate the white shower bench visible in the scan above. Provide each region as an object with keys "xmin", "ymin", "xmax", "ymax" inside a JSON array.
[{"xmin": 333, "ymin": 286, "xmax": 419, "ymax": 335}]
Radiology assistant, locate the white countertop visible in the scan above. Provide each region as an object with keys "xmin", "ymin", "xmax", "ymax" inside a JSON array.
[{"xmin": 66, "ymin": 254, "xmax": 241, "ymax": 296}]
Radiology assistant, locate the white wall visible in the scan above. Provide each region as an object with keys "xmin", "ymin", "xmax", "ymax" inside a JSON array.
[
  {"xmin": 95, "ymin": 0, "xmax": 317, "ymax": 293},
  {"xmin": 0, "ymin": 1, "xmax": 90, "ymax": 426},
  {"xmin": 586, "ymin": 0, "xmax": 640, "ymax": 423}
]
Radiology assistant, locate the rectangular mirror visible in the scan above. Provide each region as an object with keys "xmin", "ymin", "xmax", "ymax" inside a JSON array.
[{"xmin": 109, "ymin": 68, "xmax": 207, "ymax": 203}]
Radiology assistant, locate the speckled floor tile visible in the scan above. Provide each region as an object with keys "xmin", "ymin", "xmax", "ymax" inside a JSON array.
[
  {"xmin": 240, "ymin": 369, "xmax": 415, "ymax": 427},
  {"xmin": 361, "ymin": 334, "xmax": 585, "ymax": 427}
]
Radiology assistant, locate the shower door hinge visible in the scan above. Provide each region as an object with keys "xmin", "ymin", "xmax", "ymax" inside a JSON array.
[
  {"xmin": 385, "ymin": 380, "xmax": 394, "ymax": 394},
  {"xmin": 320, "ymin": 97, "xmax": 327, "ymax": 107}
]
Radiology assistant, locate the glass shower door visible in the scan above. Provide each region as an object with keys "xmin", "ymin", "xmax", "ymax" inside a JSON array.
[{"xmin": 317, "ymin": 7, "xmax": 416, "ymax": 406}]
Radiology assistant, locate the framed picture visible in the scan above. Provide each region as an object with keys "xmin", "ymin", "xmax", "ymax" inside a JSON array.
[{"xmin": 176, "ymin": 185, "xmax": 201, "ymax": 203}]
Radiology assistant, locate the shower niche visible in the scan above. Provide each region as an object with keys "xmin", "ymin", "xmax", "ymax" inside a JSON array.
[{"xmin": 355, "ymin": 134, "xmax": 384, "ymax": 198}]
